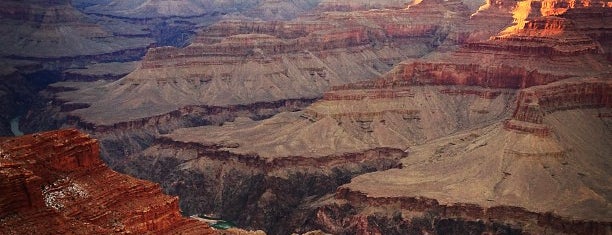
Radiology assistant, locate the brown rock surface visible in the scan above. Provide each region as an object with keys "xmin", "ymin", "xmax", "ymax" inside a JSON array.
[
  {"xmin": 324, "ymin": 105, "xmax": 611, "ymax": 234},
  {"xmin": 49, "ymin": 0, "xmax": 472, "ymax": 127},
  {"xmin": 0, "ymin": 0, "xmax": 151, "ymax": 59},
  {"xmin": 154, "ymin": 1, "xmax": 611, "ymax": 233},
  {"xmin": 0, "ymin": 129, "xmax": 217, "ymax": 234}
]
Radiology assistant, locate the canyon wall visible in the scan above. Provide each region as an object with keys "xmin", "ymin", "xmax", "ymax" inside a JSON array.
[
  {"xmin": 121, "ymin": 138, "xmax": 407, "ymax": 234},
  {"xmin": 0, "ymin": 129, "xmax": 217, "ymax": 234}
]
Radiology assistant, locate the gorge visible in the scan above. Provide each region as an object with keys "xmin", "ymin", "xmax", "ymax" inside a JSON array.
[{"xmin": 1, "ymin": 0, "xmax": 611, "ymax": 234}]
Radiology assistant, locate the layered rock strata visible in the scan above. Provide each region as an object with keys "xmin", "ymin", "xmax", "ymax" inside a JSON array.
[
  {"xmin": 121, "ymin": 135, "xmax": 407, "ymax": 234},
  {"xmin": 27, "ymin": 0, "xmax": 477, "ymax": 168},
  {"xmin": 144, "ymin": 2, "xmax": 611, "ymax": 233},
  {"xmin": 315, "ymin": 104, "xmax": 611, "ymax": 234},
  {"xmin": 0, "ymin": 0, "xmax": 152, "ymax": 60},
  {"xmin": 59, "ymin": 0, "xmax": 472, "ymax": 127},
  {"xmin": 0, "ymin": 129, "xmax": 217, "ymax": 234}
]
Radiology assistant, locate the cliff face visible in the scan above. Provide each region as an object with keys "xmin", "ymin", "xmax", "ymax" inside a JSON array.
[
  {"xmin": 313, "ymin": 104, "xmax": 611, "ymax": 234},
  {"xmin": 506, "ymin": 78, "xmax": 611, "ymax": 136},
  {"xmin": 0, "ymin": 129, "xmax": 216, "ymax": 234},
  {"xmin": 0, "ymin": 0, "xmax": 152, "ymax": 59},
  {"xmin": 45, "ymin": 0, "xmax": 472, "ymax": 128},
  {"xmin": 121, "ymin": 137, "xmax": 406, "ymax": 234},
  {"xmin": 23, "ymin": 0, "xmax": 479, "ymax": 169},
  {"xmin": 133, "ymin": 1, "xmax": 612, "ymax": 234}
]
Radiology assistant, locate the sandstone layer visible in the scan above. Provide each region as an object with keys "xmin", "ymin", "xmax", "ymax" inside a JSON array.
[
  {"xmin": 0, "ymin": 0, "xmax": 152, "ymax": 59},
  {"xmin": 49, "ymin": 0, "xmax": 473, "ymax": 128},
  {"xmin": 318, "ymin": 105, "xmax": 611, "ymax": 234},
  {"xmin": 0, "ymin": 129, "xmax": 217, "ymax": 234},
  {"xmin": 76, "ymin": 0, "xmax": 418, "ymax": 20},
  {"xmin": 142, "ymin": 2, "xmax": 611, "ymax": 233},
  {"xmin": 121, "ymin": 134, "xmax": 407, "ymax": 234}
]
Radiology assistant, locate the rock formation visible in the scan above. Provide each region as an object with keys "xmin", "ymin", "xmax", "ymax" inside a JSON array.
[
  {"xmin": 315, "ymin": 94, "xmax": 611, "ymax": 234},
  {"xmin": 45, "ymin": 0, "xmax": 471, "ymax": 127},
  {"xmin": 119, "ymin": 1, "xmax": 611, "ymax": 233},
  {"xmin": 0, "ymin": 0, "xmax": 152, "ymax": 60},
  {"xmin": 121, "ymin": 133, "xmax": 406, "ymax": 234},
  {"xmin": 27, "ymin": 0, "xmax": 478, "ymax": 170},
  {"xmin": 8, "ymin": 0, "xmax": 611, "ymax": 234},
  {"xmin": 0, "ymin": 129, "xmax": 217, "ymax": 234}
]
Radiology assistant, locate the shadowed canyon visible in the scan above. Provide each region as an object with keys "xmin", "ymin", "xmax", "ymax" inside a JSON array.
[{"xmin": 1, "ymin": 0, "xmax": 610, "ymax": 234}]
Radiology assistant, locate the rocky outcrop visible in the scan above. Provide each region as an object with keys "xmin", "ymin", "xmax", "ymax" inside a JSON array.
[
  {"xmin": 121, "ymin": 137, "xmax": 407, "ymax": 234},
  {"xmin": 0, "ymin": 0, "xmax": 152, "ymax": 60},
  {"xmin": 505, "ymin": 78, "xmax": 611, "ymax": 136},
  {"xmin": 314, "ymin": 187, "xmax": 610, "ymax": 234},
  {"xmin": 312, "ymin": 105, "xmax": 611, "ymax": 234},
  {"xmin": 0, "ymin": 129, "xmax": 217, "ymax": 234},
  {"xmin": 315, "ymin": 0, "xmax": 411, "ymax": 12},
  {"xmin": 359, "ymin": 12, "xmax": 611, "ymax": 93},
  {"xmin": 43, "ymin": 0, "xmax": 471, "ymax": 130}
]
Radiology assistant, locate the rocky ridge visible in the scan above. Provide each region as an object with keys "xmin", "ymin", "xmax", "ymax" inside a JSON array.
[
  {"xmin": 26, "ymin": 0, "xmax": 486, "ymax": 169},
  {"xmin": 55, "ymin": 0, "xmax": 472, "ymax": 127},
  {"xmin": 0, "ymin": 0, "xmax": 152, "ymax": 60},
  {"xmin": 0, "ymin": 129, "xmax": 217, "ymax": 234},
  {"xmin": 139, "ymin": 1, "xmax": 611, "ymax": 233},
  {"xmin": 122, "ymin": 134, "xmax": 407, "ymax": 234}
]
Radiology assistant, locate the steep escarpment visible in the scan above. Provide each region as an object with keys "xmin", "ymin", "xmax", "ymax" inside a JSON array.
[
  {"xmin": 25, "ymin": 0, "xmax": 476, "ymax": 166},
  {"xmin": 0, "ymin": 129, "xmax": 217, "ymax": 234},
  {"xmin": 0, "ymin": 0, "xmax": 152, "ymax": 61},
  {"xmin": 301, "ymin": 3, "xmax": 612, "ymax": 233},
  {"xmin": 121, "ymin": 137, "xmax": 406, "ymax": 234},
  {"xmin": 314, "ymin": 104, "xmax": 611, "ymax": 234},
  {"xmin": 365, "ymin": 17, "xmax": 609, "ymax": 94},
  {"xmin": 139, "ymin": 2, "xmax": 612, "ymax": 234},
  {"xmin": 505, "ymin": 78, "xmax": 611, "ymax": 136}
]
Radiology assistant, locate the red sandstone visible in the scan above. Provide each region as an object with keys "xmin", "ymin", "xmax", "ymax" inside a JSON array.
[{"xmin": 0, "ymin": 129, "xmax": 217, "ymax": 234}]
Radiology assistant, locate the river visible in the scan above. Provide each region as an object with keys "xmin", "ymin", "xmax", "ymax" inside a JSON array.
[{"xmin": 10, "ymin": 116, "xmax": 24, "ymax": 136}]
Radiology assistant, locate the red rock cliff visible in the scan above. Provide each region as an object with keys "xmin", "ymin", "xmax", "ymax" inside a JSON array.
[{"xmin": 0, "ymin": 129, "xmax": 217, "ymax": 234}]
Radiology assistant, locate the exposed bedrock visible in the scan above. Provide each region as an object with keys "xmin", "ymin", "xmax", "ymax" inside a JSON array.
[
  {"xmin": 0, "ymin": 0, "xmax": 152, "ymax": 61},
  {"xmin": 312, "ymin": 106, "xmax": 612, "ymax": 234},
  {"xmin": 21, "ymin": 0, "xmax": 477, "ymax": 165},
  {"xmin": 0, "ymin": 129, "xmax": 217, "ymax": 234},
  {"xmin": 122, "ymin": 82, "xmax": 516, "ymax": 234},
  {"xmin": 25, "ymin": 86, "xmax": 316, "ymax": 168},
  {"xmin": 506, "ymin": 78, "xmax": 611, "ymax": 136},
  {"xmin": 314, "ymin": 188, "xmax": 610, "ymax": 234},
  {"xmin": 120, "ymin": 139, "xmax": 407, "ymax": 234}
]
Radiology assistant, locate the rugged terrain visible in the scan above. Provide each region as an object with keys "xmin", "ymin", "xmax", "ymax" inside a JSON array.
[
  {"xmin": 114, "ymin": 1, "xmax": 611, "ymax": 234},
  {"xmin": 0, "ymin": 0, "xmax": 151, "ymax": 61},
  {"xmin": 0, "ymin": 129, "xmax": 218, "ymax": 234},
  {"xmin": 3, "ymin": 0, "xmax": 611, "ymax": 234},
  {"xmin": 30, "ymin": 0, "xmax": 495, "ymax": 168},
  {"xmin": 74, "ymin": 0, "xmax": 418, "ymax": 20}
]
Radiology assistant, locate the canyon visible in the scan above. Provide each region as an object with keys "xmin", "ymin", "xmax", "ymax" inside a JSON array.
[
  {"xmin": 108, "ymin": 2, "xmax": 610, "ymax": 234},
  {"xmin": 30, "ymin": 0, "xmax": 485, "ymax": 169},
  {"xmin": 1, "ymin": 0, "xmax": 611, "ymax": 234}
]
